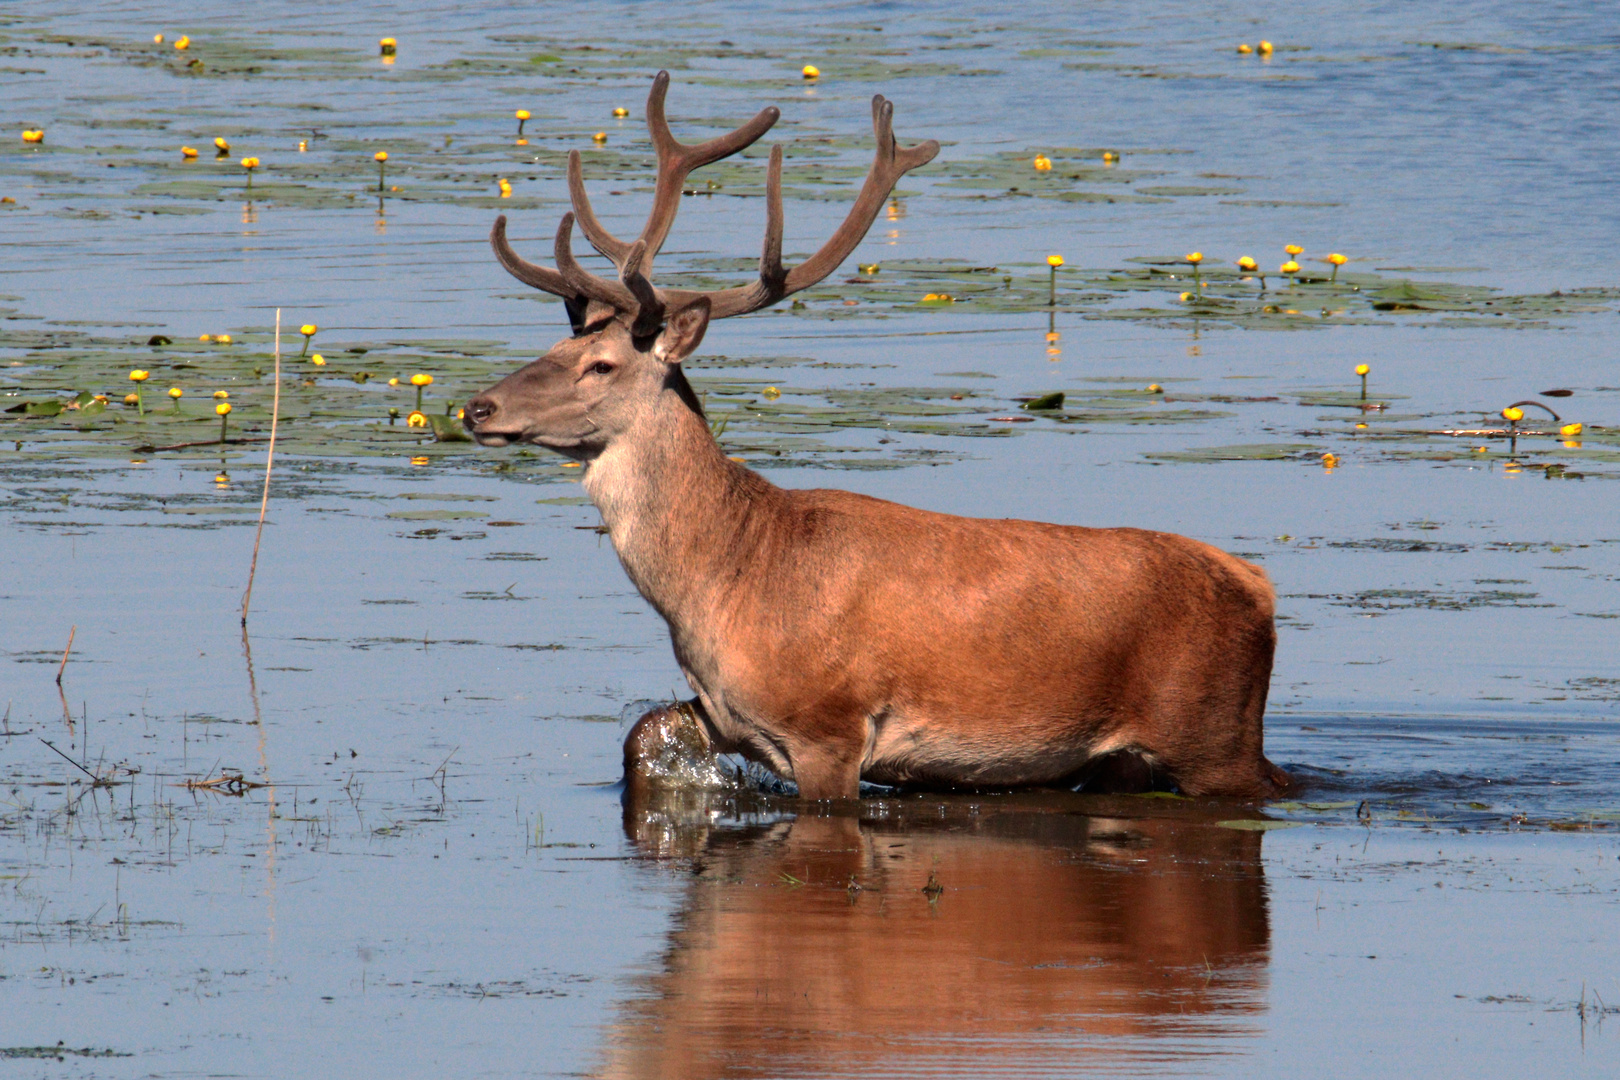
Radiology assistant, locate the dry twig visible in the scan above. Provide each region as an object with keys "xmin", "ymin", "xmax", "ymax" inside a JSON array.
[{"xmin": 242, "ymin": 309, "xmax": 282, "ymax": 626}]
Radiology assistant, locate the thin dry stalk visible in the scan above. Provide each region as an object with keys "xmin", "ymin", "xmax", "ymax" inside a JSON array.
[
  {"xmin": 55, "ymin": 625, "xmax": 75, "ymax": 686},
  {"xmin": 241, "ymin": 309, "xmax": 282, "ymax": 626},
  {"xmin": 39, "ymin": 736, "xmax": 119, "ymax": 787}
]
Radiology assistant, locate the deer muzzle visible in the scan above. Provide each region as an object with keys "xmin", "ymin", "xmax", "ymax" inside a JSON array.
[{"xmin": 462, "ymin": 393, "xmax": 510, "ymax": 445}]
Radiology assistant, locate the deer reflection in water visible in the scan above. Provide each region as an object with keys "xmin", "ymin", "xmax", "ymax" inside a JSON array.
[{"xmin": 602, "ymin": 777, "xmax": 1272, "ymax": 1079}]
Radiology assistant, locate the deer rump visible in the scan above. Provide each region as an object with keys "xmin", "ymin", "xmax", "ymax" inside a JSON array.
[
  {"xmin": 659, "ymin": 483, "xmax": 1284, "ymax": 800},
  {"xmin": 468, "ymin": 71, "xmax": 1290, "ymax": 800}
]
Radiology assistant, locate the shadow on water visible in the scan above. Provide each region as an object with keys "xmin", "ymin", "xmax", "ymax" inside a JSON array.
[{"xmin": 604, "ymin": 781, "xmax": 1272, "ymax": 1079}]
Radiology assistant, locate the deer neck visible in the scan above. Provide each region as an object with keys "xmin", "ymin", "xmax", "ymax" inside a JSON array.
[{"xmin": 582, "ymin": 369, "xmax": 771, "ymax": 623}]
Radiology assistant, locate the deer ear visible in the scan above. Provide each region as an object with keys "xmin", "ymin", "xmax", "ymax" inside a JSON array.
[{"xmin": 653, "ymin": 298, "xmax": 711, "ymax": 365}]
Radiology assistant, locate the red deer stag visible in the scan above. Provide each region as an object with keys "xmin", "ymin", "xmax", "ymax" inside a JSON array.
[{"xmin": 464, "ymin": 71, "xmax": 1291, "ymax": 800}]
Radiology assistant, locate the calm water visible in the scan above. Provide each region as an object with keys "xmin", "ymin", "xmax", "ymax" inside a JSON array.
[{"xmin": 2, "ymin": 1, "xmax": 1618, "ymax": 1076}]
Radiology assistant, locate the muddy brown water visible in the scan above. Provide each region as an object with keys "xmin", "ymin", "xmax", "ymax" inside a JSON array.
[{"xmin": 3, "ymin": 1, "xmax": 1619, "ymax": 1076}]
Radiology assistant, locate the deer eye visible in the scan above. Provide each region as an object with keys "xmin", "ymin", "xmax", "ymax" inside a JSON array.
[{"xmin": 589, "ymin": 361, "xmax": 614, "ymax": 376}]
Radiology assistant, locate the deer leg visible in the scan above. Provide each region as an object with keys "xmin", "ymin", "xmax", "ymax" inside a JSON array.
[
  {"xmin": 622, "ymin": 698, "xmax": 731, "ymax": 776},
  {"xmin": 787, "ymin": 736, "xmax": 864, "ymax": 801}
]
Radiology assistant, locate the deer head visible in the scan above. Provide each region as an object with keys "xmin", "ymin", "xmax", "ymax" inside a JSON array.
[{"xmin": 463, "ymin": 70, "xmax": 939, "ymax": 455}]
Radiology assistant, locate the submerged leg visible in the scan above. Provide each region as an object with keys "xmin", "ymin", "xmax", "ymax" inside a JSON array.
[
  {"xmin": 788, "ymin": 737, "xmax": 863, "ymax": 801},
  {"xmin": 622, "ymin": 699, "xmax": 733, "ymax": 788}
]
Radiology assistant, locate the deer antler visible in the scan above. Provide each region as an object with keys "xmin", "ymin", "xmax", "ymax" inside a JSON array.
[
  {"xmin": 569, "ymin": 70, "xmax": 780, "ymax": 278},
  {"xmin": 490, "ymin": 71, "xmax": 938, "ymax": 332},
  {"xmin": 705, "ymin": 94, "xmax": 939, "ymax": 318}
]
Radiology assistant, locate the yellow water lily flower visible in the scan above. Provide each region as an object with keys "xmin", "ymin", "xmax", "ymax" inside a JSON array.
[
  {"xmin": 21, "ymin": 130, "xmax": 44, "ymax": 144},
  {"xmin": 388, "ymin": 377, "xmax": 400, "ymax": 387},
  {"xmin": 410, "ymin": 373, "xmax": 433, "ymax": 387},
  {"xmin": 214, "ymin": 136, "xmax": 229, "ymax": 152},
  {"xmin": 215, "ymin": 333, "xmax": 232, "ymax": 344},
  {"xmin": 1147, "ymin": 384, "xmax": 1163, "ymax": 393},
  {"xmin": 612, "ymin": 107, "xmax": 629, "ymax": 118},
  {"xmin": 1236, "ymin": 256, "xmax": 1258, "ymax": 272},
  {"xmin": 592, "ymin": 131, "xmax": 607, "ymax": 143},
  {"xmin": 1502, "ymin": 407, "xmax": 1524, "ymax": 422},
  {"xmin": 240, "ymin": 157, "xmax": 259, "ymax": 170},
  {"xmin": 406, "ymin": 410, "xmax": 428, "ymax": 428},
  {"xmin": 174, "ymin": 35, "xmax": 190, "ymax": 51},
  {"xmin": 213, "ymin": 390, "xmax": 229, "ymax": 399},
  {"xmin": 311, "ymin": 354, "xmax": 326, "ymax": 366},
  {"xmin": 1257, "ymin": 40, "xmax": 1274, "ymax": 55},
  {"xmin": 802, "ymin": 64, "xmax": 820, "ymax": 79},
  {"xmin": 1561, "ymin": 422, "xmax": 1583, "ymax": 436},
  {"xmin": 129, "ymin": 369, "xmax": 149, "ymax": 382},
  {"xmin": 1280, "ymin": 260, "xmax": 1300, "ymax": 274},
  {"xmin": 498, "ymin": 178, "xmax": 513, "ymax": 197},
  {"xmin": 215, "ymin": 401, "xmax": 232, "ymax": 416},
  {"xmin": 373, "ymin": 150, "xmax": 388, "ymax": 163},
  {"xmin": 379, "ymin": 37, "xmax": 397, "ymax": 56},
  {"xmin": 1102, "ymin": 151, "xmax": 1118, "ymax": 163},
  {"xmin": 1186, "ymin": 252, "xmax": 1203, "ymax": 265},
  {"xmin": 154, "ymin": 34, "xmax": 165, "ymax": 44},
  {"xmin": 300, "ymin": 323, "xmax": 317, "ymax": 337},
  {"xmin": 1355, "ymin": 364, "xmax": 1370, "ymax": 376},
  {"xmin": 1047, "ymin": 254, "xmax": 1064, "ymax": 267},
  {"xmin": 762, "ymin": 387, "xmax": 781, "ymax": 401},
  {"xmin": 124, "ymin": 393, "xmax": 139, "ymax": 405},
  {"xmin": 298, "ymin": 140, "xmax": 307, "ymax": 151},
  {"xmin": 168, "ymin": 387, "xmax": 182, "ymax": 399},
  {"xmin": 1322, "ymin": 452, "xmax": 1339, "ymax": 468},
  {"xmin": 1032, "ymin": 153, "xmax": 1052, "ymax": 172},
  {"xmin": 1284, "ymin": 244, "xmax": 1303, "ymax": 257},
  {"xmin": 181, "ymin": 145, "xmax": 198, "ymax": 158},
  {"xmin": 515, "ymin": 109, "xmax": 531, "ymax": 121},
  {"xmin": 1327, "ymin": 253, "xmax": 1348, "ymax": 266},
  {"xmin": 1237, "ymin": 43, "xmax": 1253, "ymax": 54}
]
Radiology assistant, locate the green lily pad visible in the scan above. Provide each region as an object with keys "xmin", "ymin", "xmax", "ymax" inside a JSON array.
[
  {"xmin": 385, "ymin": 509, "xmax": 486, "ymax": 521},
  {"xmin": 1146, "ymin": 443, "xmax": 1323, "ymax": 463}
]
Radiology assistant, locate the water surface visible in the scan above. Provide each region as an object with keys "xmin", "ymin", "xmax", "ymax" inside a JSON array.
[{"xmin": 2, "ymin": 1, "xmax": 1618, "ymax": 1076}]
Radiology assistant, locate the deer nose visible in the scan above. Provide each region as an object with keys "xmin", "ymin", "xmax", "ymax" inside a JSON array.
[{"xmin": 464, "ymin": 395, "xmax": 497, "ymax": 429}]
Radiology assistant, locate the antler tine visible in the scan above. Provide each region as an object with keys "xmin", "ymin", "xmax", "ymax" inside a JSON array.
[
  {"xmin": 706, "ymin": 96, "xmax": 939, "ymax": 319},
  {"xmin": 553, "ymin": 212, "xmax": 640, "ymax": 313},
  {"xmin": 566, "ymin": 151, "xmax": 632, "ymax": 267},
  {"xmin": 490, "ymin": 214, "xmax": 592, "ymax": 333},
  {"xmin": 638, "ymin": 69, "xmax": 780, "ymax": 275},
  {"xmin": 760, "ymin": 144, "xmax": 786, "ymax": 286},
  {"xmin": 706, "ymin": 145, "xmax": 787, "ymax": 319},
  {"xmin": 491, "ymin": 214, "xmax": 577, "ymax": 298}
]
